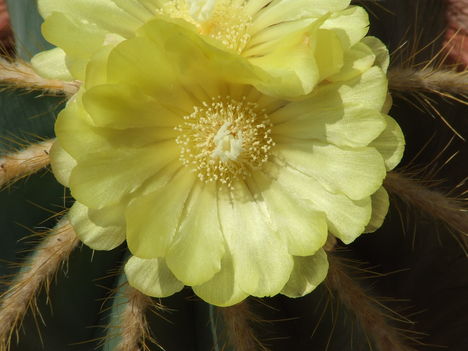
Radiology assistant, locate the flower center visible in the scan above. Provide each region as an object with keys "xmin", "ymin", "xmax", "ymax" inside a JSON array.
[
  {"xmin": 175, "ymin": 97, "xmax": 274, "ymax": 187},
  {"xmin": 159, "ymin": 0, "xmax": 252, "ymax": 53}
]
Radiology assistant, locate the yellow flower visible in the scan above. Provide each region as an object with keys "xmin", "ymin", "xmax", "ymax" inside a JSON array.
[
  {"xmin": 32, "ymin": 0, "xmax": 370, "ymax": 96},
  {"xmin": 50, "ymin": 19, "xmax": 404, "ymax": 306}
]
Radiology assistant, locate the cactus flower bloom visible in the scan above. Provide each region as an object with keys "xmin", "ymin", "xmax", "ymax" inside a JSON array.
[
  {"xmin": 50, "ymin": 18, "xmax": 404, "ymax": 306},
  {"xmin": 33, "ymin": 0, "xmax": 370, "ymax": 97}
]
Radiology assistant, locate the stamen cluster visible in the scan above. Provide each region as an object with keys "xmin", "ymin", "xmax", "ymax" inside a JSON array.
[
  {"xmin": 175, "ymin": 96, "xmax": 274, "ymax": 187},
  {"xmin": 159, "ymin": 0, "xmax": 252, "ymax": 53}
]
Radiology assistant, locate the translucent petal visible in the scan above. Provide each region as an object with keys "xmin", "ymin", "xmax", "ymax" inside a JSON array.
[
  {"xmin": 281, "ymin": 249, "xmax": 329, "ymax": 298},
  {"xmin": 85, "ymin": 45, "xmax": 114, "ymax": 89},
  {"xmin": 193, "ymin": 251, "xmax": 248, "ymax": 307},
  {"xmin": 83, "ymin": 83, "xmax": 181, "ymax": 129},
  {"xmin": 328, "ymin": 41, "xmax": 376, "ymax": 82},
  {"xmin": 265, "ymin": 163, "xmax": 372, "ymax": 244},
  {"xmin": 337, "ymin": 66, "xmax": 388, "ymax": 112},
  {"xmin": 39, "ymin": 0, "xmax": 141, "ymax": 36},
  {"xmin": 273, "ymin": 102, "xmax": 387, "ymax": 148},
  {"xmin": 56, "ymin": 95, "xmax": 178, "ymax": 162},
  {"xmin": 69, "ymin": 202, "xmax": 125, "ymax": 250},
  {"xmin": 321, "ymin": 6, "xmax": 369, "ymax": 48},
  {"xmin": 275, "ymin": 142, "xmax": 386, "ymax": 200},
  {"xmin": 126, "ymin": 170, "xmax": 196, "ymax": 259},
  {"xmin": 250, "ymin": 172, "xmax": 327, "ymax": 256},
  {"xmin": 314, "ymin": 29, "xmax": 344, "ymax": 81},
  {"xmin": 69, "ymin": 142, "xmax": 179, "ymax": 209},
  {"xmin": 248, "ymin": 0, "xmax": 349, "ymax": 31},
  {"xmin": 362, "ymin": 36, "xmax": 390, "ymax": 72},
  {"xmin": 41, "ymin": 12, "xmax": 107, "ymax": 80},
  {"xmin": 370, "ymin": 115, "xmax": 405, "ymax": 171},
  {"xmin": 218, "ymin": 183, "xmax": 293, "ymax": 297},
  {"xmin": 248, "ymin": 18, "xmax": 323, "ymax": 96},
  {"xmin": 111, "ymin": 0, "xmax": 154, "ymax": 22},
  {"xmin": 166, "ymin": 182, "xmax": 225, "ymax": 286},
  {"xmin": 125, "ymin": 256, "xmax": 184, "ymax": 297},
  {"xmin": 49, "ymin": 140, "xmax": 76, "ymax": 187},
  {"xmin": 365, "ymin": 187, "xmax": 390, "ymax": 233},
  {"xmin": 31, "ymin": 47, "xmax": 73, "ymax": 81}
]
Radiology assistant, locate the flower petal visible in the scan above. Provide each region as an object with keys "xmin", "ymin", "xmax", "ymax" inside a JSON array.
[
  {"xmin": 370, "ymin": 115, "xmax": 405, "ymax": 171},
  {"xmin": 49, "ymin": 140, "xmax": 76, "ymax": 187},
  {"xmin": 362, "ymin": 36, "xmax": 390, "ymax": 72},
  {"xmin": 250, "ymin": 172, "xmax": 327, "ymax": 256},
  {"xmin": 56, "ymin": 95, "xmax": 178, "ymax": 161},
  {"xmin": 265, "ymin": 163, "xmax": 372, "ymax": 244},
  {"xmin": 193, "ymin": 251, "xmax": 248, "ymax": 307},
  {"xmin": 273, "ymin": 102, "xmax": 387, "ymax": 148},
  {"xmin": 248, "ymin": 18, "xmax": 323, "ymax": 96},
  {"xmin": 69, "ymin": 142, "xmax": 179, "ymax": 208},
  {"xmin": 281, "ymin": 249, "xmax": 329, "ymax": 298},
  {"xmin": 31, "ymin": 47, "xmax": 73, "ymax": 81},
  {"xmin": 314, "ymin": 29, "xmax": 344, "ymax": 81},
  {"xmin": 166, "ymin": 182, "xmax": 225, "ymax": 286},
  {"xmin": 41, "ymin": 12, "xmax": 107, "ymax": 79},
  {"xmin": 338, "ymin": 66, "xmax": 388, "ymax": 112},
  {"xmin": 83, "ymin": 83, "xmax": 181, "ymax": 129},
  {"xmin": 321, "ymin": 6, "xmax": 369, "ymax": 48},
  {"xmin": 218, "ymin": 182, "xmax": 293, "ymax": 297},
  {"xmin": 275, "ymin": 141, "xmax": 386, "ymax": 200},
  {"xmin": 69, "ymin": 201, "xmax": 125, "ymax": 250},
  {"xmin": 248, "ymin": 0, "xmax": 348, "ymax": 31},
  {"xmin": 125, "ymin": 256, "xmax": 184, "ymax": 297},
  {"xmin": 365, "ymin": 187, "xmax": 390, "ymax": 233},
  {"xmin": 328, "ymin": 41, "xmax": 376, "ymax": 82},
  {"xmin": 39, "ymin": 0, "xmax": 141, "ymax": 36},
  {"xmin": 126, "ymin": 170, "xmax": 196, "ymax": 259}
]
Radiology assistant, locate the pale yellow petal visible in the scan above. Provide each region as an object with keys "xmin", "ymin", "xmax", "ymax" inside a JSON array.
[
  {"xmin": 314, "ymin": 29, "xmax": 344, "ymax": 81},
  {"xmin": 281, "ymin": 249, "xmax": 329, "ymax": 298},
  {"xmin": 83, "ymin": 83, "xmax": 181, "ymax": 129},
  {"xmin": 126, "ymin": 170, "xmax": 196, "ymax": 259},
  {"xmin": 193, "ymin": 251, "xmax": 248, "ymax": 307},
  {"xmin": 218, "ymin": 182, "xmax": 293, "ymax": 297},
  {"xmin": 41, "ymin": 12, "xmax": 107, "ymax": 80},
  {"xmin": 125, "ymin": 256, "xmax": 184, "ymax": 297},
  {"xmin": 39, "ymin": 0, "xmax": 141, "ymax": 36},
  {"xmin": 275, "ymin": 142, "xmax": 386, "ymax": 200},
  {"xmin": 69, "ymin": 202, "xmax": 125, "ymax": 250},
  {"xmin": 49, "ymin": 140, "xmax": 76, "ymax": 187},
  {"xmin": 166, "ymin": 182, "xmax": 225, "ymax": 286},
  {"xmin": 31, "ymin": 47, "xmax": 73, "ymax": 81},
  {"xmin": 248, "ymin": 18, "xmax": 323, "ymax": 96},
  {"xmin": 338, "ymin": 66, "xmax": 388, "ymax": 112},
  {"xmin": 272, "ymin": 102, "xmax": 387, "ymax": 148},
  {"xmin": 328, "ymin": 41, "xmax": 376, "ymax": 82},
  {"xmin": 370, "ymin": 115, "xmax": 405, "ymax": 171},
  {"xmin": 250, "ymin": 172, "xmax": 327, "ymax": 256},
  {"xmin": 321, "ymin": 6, "xmax": 369, "ymax": 48},
  {"xmin": 365, "ymin": 187, "xmax": 390, "ymax": 233},
  {"xmin": 265, "ymin": 163, "xmax": 372, "ymax": 244},
  {"xmin": 362, "ymin": 36, "xmax": 390, "ymax": 72},
  {"xmin": 69, "ymin": 142, "xmax": 179, "ymax": 208}
]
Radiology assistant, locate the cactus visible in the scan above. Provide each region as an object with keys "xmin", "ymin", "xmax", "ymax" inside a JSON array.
[{"xmin": 1, "ymin": 1, "xmax": 467, "ymax": 351}]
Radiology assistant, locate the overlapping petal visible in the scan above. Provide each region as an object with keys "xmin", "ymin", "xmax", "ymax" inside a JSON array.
[{"xmin": 43, "ymin": 2, "xmax": 404, "ymax": 306}]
